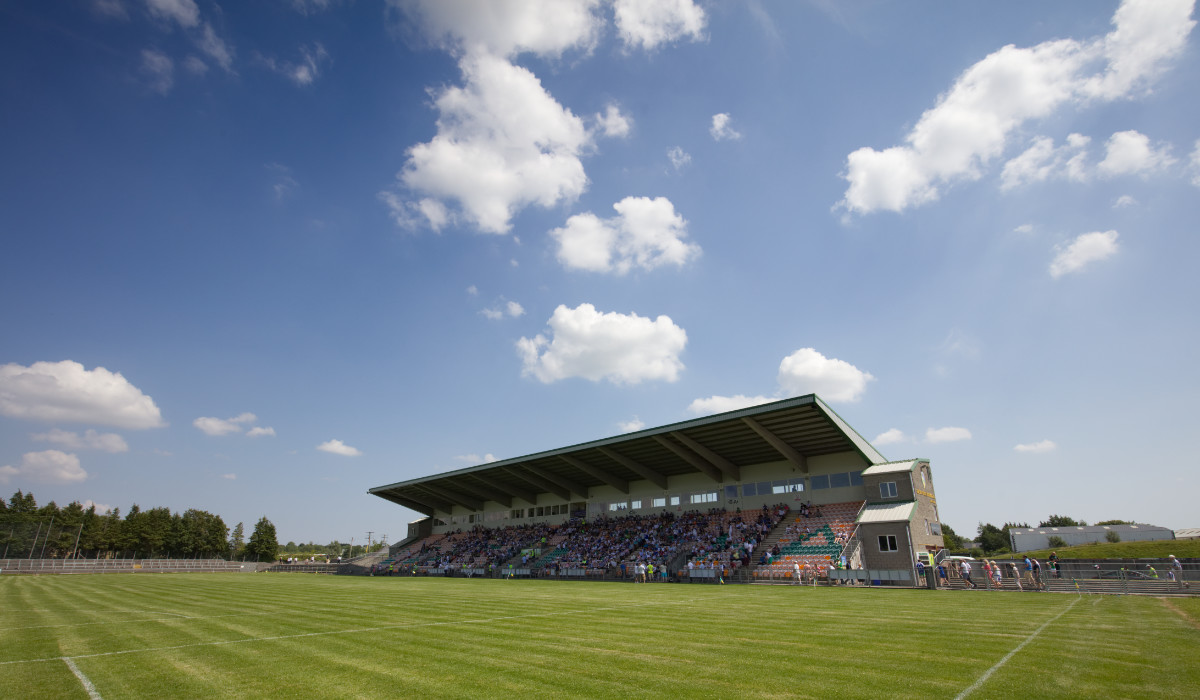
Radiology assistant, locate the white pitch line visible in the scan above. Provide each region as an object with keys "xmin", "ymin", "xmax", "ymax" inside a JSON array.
[
  {"xmin": 0, "ymin": 609, "xmax": 287, "ymax": 632},
  {"xmin": 64, "ymin": 658, "xmax": 103, "ymax": 700},
  {"xmin": 955, "ymin": 597, "xmax": 1078, "ymax": 700},
  {"xmin": 0, "ymin": 599, "xmax": 692, "ymax": 667}
]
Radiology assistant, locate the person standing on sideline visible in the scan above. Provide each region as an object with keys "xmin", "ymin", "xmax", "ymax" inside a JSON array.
[
  {"xmin": 1168, "ymin": 555, "xmax": 1188, "ymax": 588},
  {"xmin": 1048, "ymin": 551, "xmax": 1060, "ymax": 578},
  {"xmin": 937, "ymin": 562, "xmax": 948, "ymax": 588},
  {"xmin": 961, "ymin": 560, "xmax": 977, "ymax": 589},
  {"xmin": 793, "ymin": 561, "xmax": 801, "ymax": 585}
]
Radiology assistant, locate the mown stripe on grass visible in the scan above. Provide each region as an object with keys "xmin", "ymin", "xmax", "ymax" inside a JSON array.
[
  {"xmin": 0, "ymin": 597, "xmax": 693, "ymax": 666},
  {"xmin": 954, "ymin": 597, "xmax": 1078, "ymax": 700}
]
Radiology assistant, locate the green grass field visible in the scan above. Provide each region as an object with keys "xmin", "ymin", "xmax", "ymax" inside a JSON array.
[{"xmin": 2, "ymin": 573, "xmax": 1197, "ymax": 699}]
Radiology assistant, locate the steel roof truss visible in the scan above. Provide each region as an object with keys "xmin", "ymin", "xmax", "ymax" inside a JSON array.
[
  {"xmin": 505, "ymin": 466, "xmax": 569, "ymax": 501},
  {"xmin": 559, "ymin": 455, "xmax": 629, "ymax": 494},
  {"xmin": 470, "ymin": 474, "xmax": 537, "ymax": 506},
  {"xmin": 741, "ymin": 417, "xmax": 809, "ymax": 473},
  {"xmin": 652, "ymin": 435, "xmax": 722, "ymax": 483},
  {"xmin": 596, "ymin": 447, "xmax": 668, "ymax": 489},
  {"xmin": 422, "ymin": 484, "xmax": 483, "ymax": 511},
  {"xmin": 450, "ymin": 479, "xmax": 511, "ymax": 508},
  {"xmin": 522, "ymin": 464, "xmax": 589, "ymax": 499},
  {"xmin": 669, "ymin": 431, "xmax": 741, "ymax": 481}
]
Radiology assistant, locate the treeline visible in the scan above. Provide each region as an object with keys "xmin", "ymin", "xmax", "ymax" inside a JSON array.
[
  {"xmin": 942, "ymin": 514, "xmax": 1135, "ymax": 555},
  {"xmin": 0, "ymin": 490, "xmax": 278, "ymax": 562}
]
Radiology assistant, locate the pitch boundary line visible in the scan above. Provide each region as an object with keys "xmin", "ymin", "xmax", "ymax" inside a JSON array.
[
  {"xmin": 64, "ymin": 658, "xmax": 103, "ymax": 700},
  {"xmin": 0, "ymin": 598, "xmax": 695, "ymax": 667},
  {"xmin": 954, "ymin": 597, "xmax": 1078, "ymax": 700}
]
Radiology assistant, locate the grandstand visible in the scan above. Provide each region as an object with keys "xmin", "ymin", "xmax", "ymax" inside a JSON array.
[{"xmin": 370, "ymin": 395, "xmax": 944, "ymax": 584}]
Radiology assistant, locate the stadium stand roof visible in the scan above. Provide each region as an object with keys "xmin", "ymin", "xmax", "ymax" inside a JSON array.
[
  {"xmin": 861, "ymin": 459, "xmax": 925, "ymax": 476},
  {"xmin": 857, "ymin": 502, "xmax": 917, "ymax": 523},
  {"xmin": 370, "ymin": 394, "xmax": 886, "ymax": 516}
]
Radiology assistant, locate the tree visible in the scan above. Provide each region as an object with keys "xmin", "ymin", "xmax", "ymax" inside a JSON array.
[
  {"xmin": 1039, "ymin": 515, "xmax": 1086, "ymax": 527},
  {"xmin": 977, "ymin": 523, "xmax": 1010, "ymax": 554},
  {"xmin": 1096, "ymin": 519, "xmax": 1132, "ymax": 526},
  {"xmin": 1105, "ymin": 530, "xmax": 1121, "ymax": 543},
  {"xmin": 230, "ymin": 522, "xmax": 245, "ymax": 559},
  {"xmin": 940, "ymin": 523, "xmax": 964, "ymax": 550},
  {"xmin": 246, "ymin": 516, "xmax": 278, "ymax": 562},
  {"xmin": 1046, "ymin": 535, "xmax": 1067, "ymax": 548}
]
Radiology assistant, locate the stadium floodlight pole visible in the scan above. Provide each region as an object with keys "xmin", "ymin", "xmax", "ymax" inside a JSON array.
[
  {"xmin": 28, "ymin": 522, "xmax": 42, "ymax": 559},
  {"xmin": 40, "ymin": 515, "xmax": 55, "ymax": 558},
  {"xmin": 366, "ymin": 531, "xmax": 374, "ymax": 554},
  {"xmin": 71, "ymin": 523, "xmax": 83, "ymax": 560}
]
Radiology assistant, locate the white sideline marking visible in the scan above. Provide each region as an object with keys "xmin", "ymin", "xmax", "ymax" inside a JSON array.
[
  {"xmin": 0, "ymin": 599, "xmax": 691, "ymax": 667},
  {"xmin": 955, "ymin": 597, "xmax": 1078, "ymax": 700},
  {"xmin": 64, "ymin": 658, "xmax": 103, "ymax": 700}
]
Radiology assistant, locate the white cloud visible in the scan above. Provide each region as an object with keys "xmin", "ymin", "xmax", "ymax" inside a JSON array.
[
  {"xmin": 0, "ymin": 450, "xmax": 87, "ymax": 484},
  {"xmin": 550, "ymin": 196, "xmax": 700, "ymax": 274},
  {"xmin": 245, "ymin": 426, "xmax": 276, "ymax": 438},
  {"xmin": 595, "ymin": 103, "xmax": 632, "ymax": 138},
  {"xmin": 289, "ymin": 0, "xmax": 334, "ymax": 16},
  {"xmin": 481, "ymin": 300, "xmax": 525, "ymax": 320},
  {"xmin": 1097, "ymin": 130, "xmax": 1176, "ymax": 177},
  {"xmin": 193, "ymin": 412, "xmax": 258, "ymax": 436},
  {"xmin": 92, "ymin": 0, "xmax": 129, "ymax": 20},
  {"xmin": 466, "ymin": 285, "xmax": 478, "ymax": 296},
  {"xmin": 689, "ymin": 348, "xmax": 873, "ymax": 415},
  {"xmin": 0, "ymin": 360, "xmax": 165, "ymax": 429},
  {"xmin": 455, "ymin": 453, "xmax": 496, "ymax": 463},
  {"xmin": 394, "ymin": 0, "xmax": 604, "ymax": 59},
  {"xmin": 30, "ymin": 428, "xmax": 129, "ymax": 453},
  {"xmin": 617, "ymin": 416, "xmax": 645, "ymax": 432},
  {"xmin": 1191, "ymin": 140, "xmax": 1200, "ymax": 186},
  {"xmin": 925, "ymin": 426, "xmax": 972, "ymax": 443},
  {"xmin": 1113, "ymin": 194, "xmax": 1138, "ymax": 208},
  {"xmin": 220, "ymin": 473, "xmax": 237, "ymax": 480},
  {"xmin": 686, "ymin": 394, "xmax": 774, "ymax": 416},
  {"xmin": 667, "ymin": 146, "xmax": 691, "ymax": 171},
  {"xmin": 140, "ymin": 48, "xmax": 174, "ymax": 95},
  {"xmin": 1013, "ymin": 223, "xmax": 1035, "ymax": 234},
  {"xmin": 183, "ymin": 55, "xmax": 208, "ymax": 75},
  {"xmin": 872, "ymin": 428, "xmax": 908, "ymax": 446},
  {"xmin": 145, "ymin": 0, "xmax": 200, "ymax": 28},
  {"xmin": 839, "ymin": 0, "xmax": 1195, "ymax": 214},
  {"xmin": 613, "ymin": 0, "xmax": 706, "ymax": 51},
  {"xmin": 777, "ymin": 348, "xmax": 874, "ymax": 403},
  {"xmin": 1000, "ymin": 134, "xmax": 1090, "ymax": 189},
  {"xmin": 82, "ymin": 499, "xmax": 112, "ymax": 514},
  {"xmin": 388, "ymin": 53, "xmax": 590, "ymax": 234},
  {"xmin": 710, "ymin": 113, "xmax": 742, "ymax": 141},
  {"xmin": 317, "ymin": 439, "xmax": 362, "ymax": 456},
  {"xmin": 196, "ymin": 22, "xmax": 234, "ymax": 73},
  {"xmin": 1050, "ymin": 230, "xmax": 1119, "ymax": 278},
  {"xmin": 262, "ymin": 43, "xmax": 330, "ymax": 86},
  {"xmin": 517, "ymin": 303, "xmax": 687, "ymax": 385},
  {"xmin": 1015, "ymin": 439, "xmax": 1057, "ymax": 453}
]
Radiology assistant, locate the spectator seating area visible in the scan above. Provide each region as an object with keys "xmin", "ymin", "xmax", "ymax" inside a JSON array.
[
  {"xmin": 384, "ymin": 504, "xmax": 795, "ymax": 579},
  {"xmin": 750, "ymin": 501, "xmax": 864, "ymax": 582}
]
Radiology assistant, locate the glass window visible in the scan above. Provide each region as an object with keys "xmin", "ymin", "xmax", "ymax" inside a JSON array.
[
  {"xmin": 878, "ymin": 535, "xmax": 898, "ymax": 552},
  {"xmin": 689, "ymin": 492, "xmax": 717, "ymax": 504},
  {"xmin": 669, "ymin": 496, "xmax": 680, "ymax": 506},
  {"xmin": 830, "ymin": 472, "xmax": 850, "ymax": 488},
  {"xmin": 742, "ymin": 483, "xmax": 756, "ymax": 496},
  {"xmin": 630, "ymin": 500, "xmax": 642, "ymax": 509},
  {"xmin": 811, "ymin": 475, "xmax": 830, "ymax": 490},
  {"xmin": 880, "ymin": 482, "xmax": 897, "ymax": 499},
  {"xmin": 789, "ymin": 478, "xmax": 805, "ymax": 491},
  {"xmin": 652, "ymin": 497, "xmax": 666, "ymax": 508},
  {"xmin": 725, "ymin": 485, "xmax": 738, "ymax": 498},
  {"xmin": 756, "ymin": 482, "xmax": 771, "ymax": 496},
  {"xmin": 849, "ymin": 471, "xmax": 863, "ymax": 486}
]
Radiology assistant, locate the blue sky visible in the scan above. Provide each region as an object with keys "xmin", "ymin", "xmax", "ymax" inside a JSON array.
[{"xmin": 2, "ymin": 0, "xmax": 1198, "ymax": 544}]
